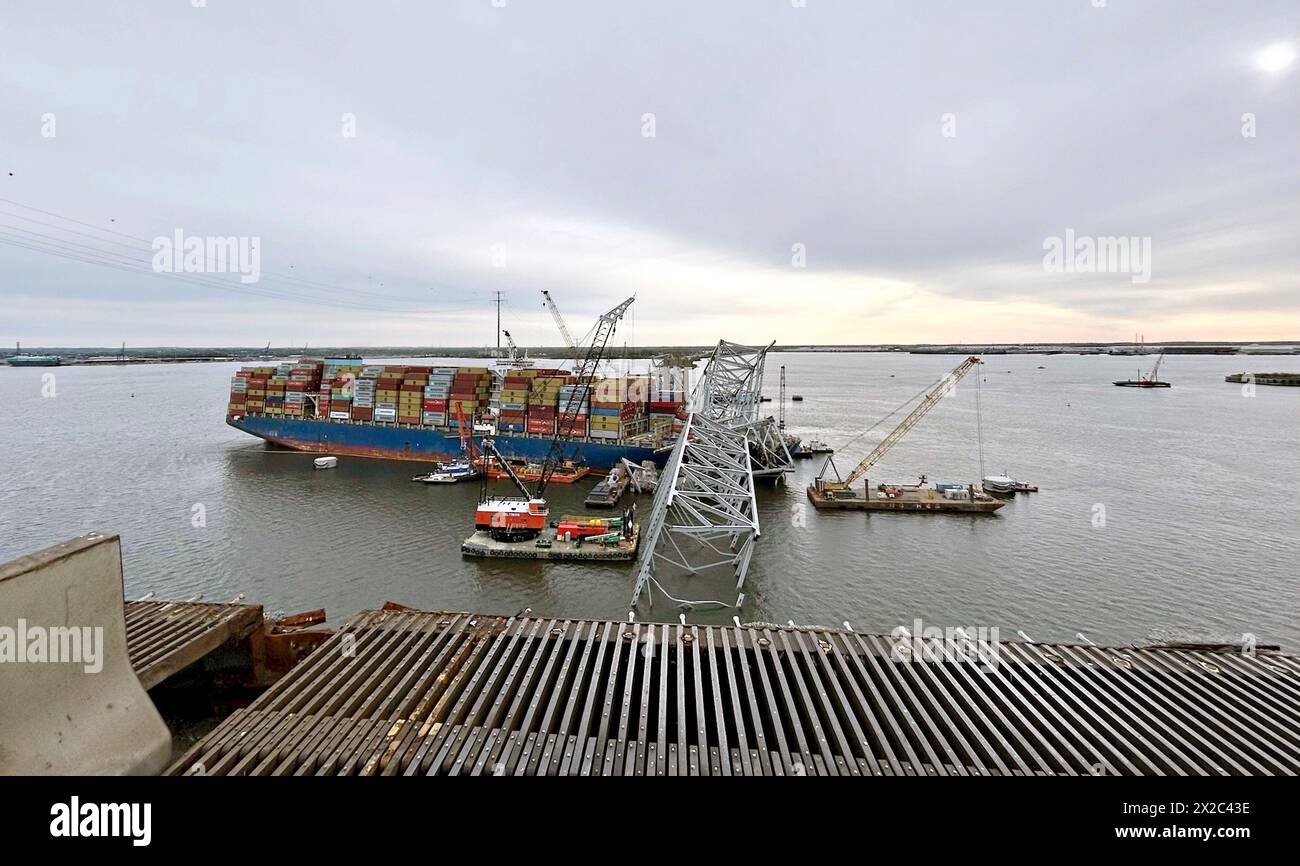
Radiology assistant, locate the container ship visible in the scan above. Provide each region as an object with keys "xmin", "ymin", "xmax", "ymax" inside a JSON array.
[{"xmin": 225, "ymin": 357, "xmax": 687, "ymax": 470}]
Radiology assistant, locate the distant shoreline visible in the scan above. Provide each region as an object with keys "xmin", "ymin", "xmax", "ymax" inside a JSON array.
[{"xmin": 5, "ymin": 340, "xmax": 1300, "ymax": 365}]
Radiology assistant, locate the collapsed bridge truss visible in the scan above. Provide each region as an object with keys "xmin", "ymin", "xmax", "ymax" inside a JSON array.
[{"xmin": 631, "ymin": 340, "xmax": 794, "ymax": 612}]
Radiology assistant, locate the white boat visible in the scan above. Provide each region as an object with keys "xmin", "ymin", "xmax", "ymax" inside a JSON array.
[
  {"xmin": 411, "ymin": 459, "xmax": 479, "ymax": 484},
  {"xmin": 313, "ymin": 456, "xmax": 338, "ymax": 469},
  {"xmin": 981, "ymin": 474, "xmax": 1017, "ymax": 495}
]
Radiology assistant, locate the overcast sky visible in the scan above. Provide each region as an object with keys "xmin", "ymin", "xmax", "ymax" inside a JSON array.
[{"xmin": 2, "ymin": 1, "xmax": 1296, "ymax": 347}]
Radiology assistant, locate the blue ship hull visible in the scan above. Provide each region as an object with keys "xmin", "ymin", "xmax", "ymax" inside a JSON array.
[{"xmin": 227, "ymin": 414, "xmax": 669, "ymax": 470}]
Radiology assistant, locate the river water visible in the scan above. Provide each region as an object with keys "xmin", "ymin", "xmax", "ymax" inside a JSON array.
[{"xmin": 2, "ymin": 351, "xmax": 1296, "ymax": 649}]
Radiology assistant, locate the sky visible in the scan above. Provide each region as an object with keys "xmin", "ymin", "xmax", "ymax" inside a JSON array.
[{"xmin": 1, "ymin": 0, "xmax": 1296, "ymax": 347}]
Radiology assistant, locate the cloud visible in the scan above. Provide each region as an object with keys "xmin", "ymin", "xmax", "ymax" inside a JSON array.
[{"xmin": 1, "ymin": 0, "xmax": 1296, "ymax": 345}]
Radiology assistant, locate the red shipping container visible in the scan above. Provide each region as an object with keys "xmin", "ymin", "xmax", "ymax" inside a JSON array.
[
  {"xmin": 351, "ymin": 407, "xmax": 373, "ymax": 420},
  {"xmin": 422, "ymin": 399, "xmax": 448, "ymax": 411}
]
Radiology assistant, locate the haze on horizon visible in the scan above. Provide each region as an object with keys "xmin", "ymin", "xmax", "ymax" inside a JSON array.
[{"xmin": 2, "ymin": 1, "xmax": 1296, "ymax": 348}]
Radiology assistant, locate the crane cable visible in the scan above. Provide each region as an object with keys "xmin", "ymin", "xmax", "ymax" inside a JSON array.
[
  {"xmin": 975, "ymin": 368, "xmax": 986, "ymax": 479},
  {"xmin": 834, "ymin": 374, "xmax": 947, "ymax": 457}
]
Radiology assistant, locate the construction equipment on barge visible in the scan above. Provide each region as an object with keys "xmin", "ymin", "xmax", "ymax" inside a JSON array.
[
  {"xmin": 465, "ymin": 297, "xmax": 638, "ymax": 559},
  {"xmin": 809, "ymin": 356, "xmax": 1003, "ymax": 513},
  {"xmin": 1114, "ymin": 350, "xmax": 1170, "ymax": 387},
  {"xmin": 584, "ymin": 463, "xmax": 631, "ymax": 508}
]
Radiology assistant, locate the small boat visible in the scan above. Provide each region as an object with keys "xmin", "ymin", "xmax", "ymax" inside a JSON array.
[
  {"xmin": 793, "ymin": 438, "xmax": 833, "ymax": 458},
  {"xmin": 791, "ymin": 395, "xmax": 804, "ymax": 402},
  {"xmin": 982, "ymin": 474, "xmax": 1038, "ymax": 495},
  {"xmin": 313, "ymin": 456, "xmax": 338, "ymax": 469},
  {"xmin": 980, "ymin": 474, "xmax": 1017, "ymax": 495},
  {"xmin": 412, "ymin": 459, "xmax": 479, "ymax": 484}
]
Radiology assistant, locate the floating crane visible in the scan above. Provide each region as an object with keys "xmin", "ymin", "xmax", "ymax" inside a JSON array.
[
  {"xmin": 541, "ymin": 290, "xmax": 579, "ymax": 363},
  {"xmin": 474, "ymin": 297, "xmax": 636, "ymax": 539},
  {"xmin": 1114, "ymin": 350, "xmax": 1170, "ymax": 388},
  {"xmin": 809, "ymin": 356, "xmax": 988, "ymax": 509}
]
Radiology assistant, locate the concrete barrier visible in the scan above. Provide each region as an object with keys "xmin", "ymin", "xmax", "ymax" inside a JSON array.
[{"xmin": 0, "ymin": 533, "xmax": 172, "ymax": 775}]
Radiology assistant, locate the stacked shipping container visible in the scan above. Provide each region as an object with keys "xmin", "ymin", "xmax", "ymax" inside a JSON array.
[{"xmin": 228, "ymin": 361, "xmax": 664, "ymax": 442}]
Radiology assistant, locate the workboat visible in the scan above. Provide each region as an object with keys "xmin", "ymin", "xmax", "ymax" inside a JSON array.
[
  {"xmin": 584, "ymin": 464, "xmax": 630, "ymax": 508},
  {"xmin": 980, "ymin": 474, "xmax": 1016, "ymax": 495},
  {"xmin": 313, "ymin": 456, "xmax": 338, "ymax": 469},
  {"xmin": 412, "ymin": 459, "xmax": 479, "ymax": 484}
]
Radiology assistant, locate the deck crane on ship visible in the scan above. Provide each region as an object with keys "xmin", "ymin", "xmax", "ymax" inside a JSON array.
[{"xmin": 474, "ymin": 297, "xmax": 636, "ymax": 541}]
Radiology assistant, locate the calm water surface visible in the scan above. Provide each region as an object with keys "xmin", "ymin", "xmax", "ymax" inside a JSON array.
[{"xmin": 2, "ymin": 352, "xmax": 1296, "ymax": 649}]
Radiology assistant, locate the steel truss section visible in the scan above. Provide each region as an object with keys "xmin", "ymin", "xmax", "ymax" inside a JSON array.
[
  {"xmin": 631, "ymin": 339, "xmax": 799, "ymax": 611},
  {"xmin": 631, "ymin": 411, "xmax": 759, "ymax": 611},
  {"xmin": 693, "ymin": 339, "xmax": 794, "ymax": 477}
]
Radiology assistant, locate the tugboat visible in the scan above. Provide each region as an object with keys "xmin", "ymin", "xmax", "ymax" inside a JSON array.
[{"xmin": 1114, "ymin": 351, "xmax": 1171, "ymax": 388}]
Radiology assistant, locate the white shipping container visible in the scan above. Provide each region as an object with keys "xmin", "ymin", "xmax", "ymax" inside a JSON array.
[{"xmin": 329, "ymin": 411, "xmax": 351, "ymax": 420}]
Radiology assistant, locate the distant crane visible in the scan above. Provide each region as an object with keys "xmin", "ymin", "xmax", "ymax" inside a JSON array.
[
  {"xmin": 502, "ymin": 329, "xmax": 519, "ymax": 362},
  {"xmin": 541, "ymin": 290, "xmax": 579, "ymax": 363},
  {"xmin": 811, "ymin": 356, "xmax": 982, "ymax": 501}
]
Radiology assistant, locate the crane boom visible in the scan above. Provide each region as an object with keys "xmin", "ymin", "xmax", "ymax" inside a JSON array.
[
  {"xmin": 541, "ymin": 290, "xmax": 579, "ymax": 360},
  {"xmin": 480, "ymin": 438, "xmax": 532, "ymax": 499},
  {"xmin": 817, "ymin": 356, "xmax": 982, "ymax": 490},
  {"xmin": 502, "ymin": 329, "xmax": 520, "ymax": 361},
  {"xmin": 537, "ymin": 296, "xmax": 634, "ymax": 494}
]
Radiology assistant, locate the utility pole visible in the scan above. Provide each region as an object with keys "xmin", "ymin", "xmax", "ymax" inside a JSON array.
[{"xmin": 492, "ymin": 291, "xmax": 505, "ymax": 355}]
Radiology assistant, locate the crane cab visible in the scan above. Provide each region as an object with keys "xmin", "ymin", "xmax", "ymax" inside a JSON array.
[{"xmin": 475, "ymin": 496, "xmax": 549, "ymax": 541}]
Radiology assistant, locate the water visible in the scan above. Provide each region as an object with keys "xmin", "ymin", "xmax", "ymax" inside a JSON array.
[{"xmin": 2, "ymin": 352, "xmax": 1296, "ymax": 650}]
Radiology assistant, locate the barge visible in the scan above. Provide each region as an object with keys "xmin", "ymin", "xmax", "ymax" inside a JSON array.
[
  {"xmin": 1226, "ymin": 372, "xmax": 1300, "ymax": 387},
  {"xmin": 461, "ymin": 525, "xmax": 639, "ymax": 561},
  {"xmin": 807, "ymin": 482, "xmax": 1005, "ymax": 513},
  {"xmin": 584, "ymin": 464, "xmax": 631, "ymax": 507}
]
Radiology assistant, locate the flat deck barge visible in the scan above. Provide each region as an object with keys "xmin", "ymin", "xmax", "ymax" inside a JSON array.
[
  {"xmin": 808, "ymin": 487, "xmax": 1005, "ymax": 513},
  {"xmin": 461, "ymin": 527, "xmax": 639, "ymax": 561},
  {"xmin": 166, "ymin": 606, "xmax": 1300, "ymax": 776},
  {"xmin": 1226, "ymin": 372, "xmax": 1300, "ymax": 386}
]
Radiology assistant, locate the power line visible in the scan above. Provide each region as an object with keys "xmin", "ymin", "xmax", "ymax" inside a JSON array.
[{"xmin": 0, "ymin": 195, "xmax": 483, "ymax": 311}]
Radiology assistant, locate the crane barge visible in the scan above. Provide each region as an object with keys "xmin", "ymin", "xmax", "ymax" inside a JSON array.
[
  {"xmin": 463, "ymin": 296, "xmax": 642, "ymax": 559},
  {"xmin": 807, "ymin": 356, "xmax": 1004, "ymax": 513}
]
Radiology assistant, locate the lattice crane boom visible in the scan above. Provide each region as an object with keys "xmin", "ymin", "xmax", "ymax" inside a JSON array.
[
  {"xmin": 819, "ymin": 355, "xmax": 982, "ymax": 491},
  {"xmin": 536, "ymin": 296, "xmax": 634, "ymax": 494},
  {"xmin": 541, "ymin": 290, "xmax": 579, "ymax": 360}
]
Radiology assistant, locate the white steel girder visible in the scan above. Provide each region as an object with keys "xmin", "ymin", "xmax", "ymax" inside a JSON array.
[
  {"xmin": 630, "ymin": 411, "xmax": 758, "ymax": 610},
  {"xmin": 631, "ymin": 339, "xmax": 792, "ymax": 611}
]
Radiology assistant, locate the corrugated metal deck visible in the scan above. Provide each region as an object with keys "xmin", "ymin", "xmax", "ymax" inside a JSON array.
[
  {"xmin": 126, "ymin": 600, "xmax": 264, "ymax": 690},
  {"xmin": 167, "ymin": 608, "xmax": 1300, "ymax": 776}
]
